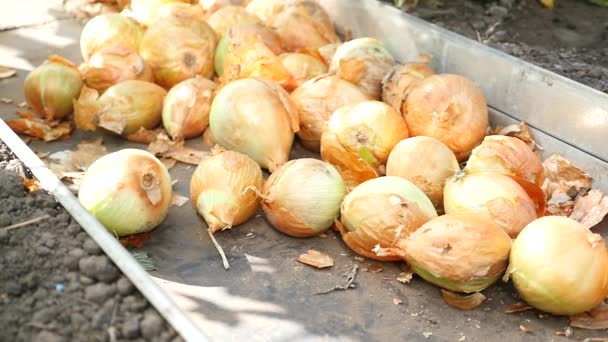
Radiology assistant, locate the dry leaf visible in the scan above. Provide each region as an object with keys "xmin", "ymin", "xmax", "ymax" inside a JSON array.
[
  {"xmin": 569, "ymin": 301, "xmax": 608, "ymax": 330},
  {"xmin": 17, "ymin": 101, "xmax": 28, "ymax": 108},
  {"xmin": 48, "ymin": 139, "xmax": 107, "ymax": 181},
  {"xmin": 296, "ymin": 250, "xmax": 334, "ymax": 269},
  {"xmin": 397, "ymin": 271, "xmax": 413, "ymax": 284},
  {"xmin": 440, "ymin": 289, "xmax": 486, "ymax": 310},
  {"xmin": 393, "ymin": 298, "xmax": 402, "ymax": 305},
  {"xmin": 0, "ymin": 66, "xmax": 16, "ymax": 79},
  {"xmin": 22, "ymin": 178, "xmax": 41, "ymax": 192},
  {"xmin": 542, "ymin": 154, "xmax": 593, "ymax": 216},
  {"xmin": 126, "ymin": 127, "xmax": 166, "ymax": 144},
  {"xmin": 6, "ymin": 117, "xmax": 72, "ymax": 142},
  {"xmin": 74, "ymin": 85, "xmax": 101, "ymax": 132},
  {"xmin": 161, "ymin": 158, "xmax": 177, "ymax": 170},
  {"xmin": 366, "ymin": 265, "xmax": 384, "ymax": 273},
  {"xmin": 148, "ymin": 132, "xmax": 207, "ymax": 165},
  {"xmin": 170, "ymin": 194, "xmax": 189, "ymax": 207},
  {"xmin": 493, "ymin": 121, "xmax": 540, "ymax": 152},
  {"xmin": 506, "ymin": 303, "xmax": 533, "ymax": 314},
  {"xmin": 519, "ymin": 325, "xmax": 532, "ymax": 334},
  {"xmin": 1, "ymin": 98, "xmax": 13, "ymax": 104},
  {"xmin": 569, "ymin": 189, "xmax": 608, "ymax": 229}
]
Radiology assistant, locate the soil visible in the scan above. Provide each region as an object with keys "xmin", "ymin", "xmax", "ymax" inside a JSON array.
[
  {"xmin": 0, "ymin": 141, "xmax": 184, "ymax": 342},
  {"xmin": 403, "ymin": 0, "xmax": 608, "ymax": 93}
]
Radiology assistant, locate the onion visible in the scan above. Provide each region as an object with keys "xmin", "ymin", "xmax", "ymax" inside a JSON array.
[
  {"xmin": 206, "ymin": 5, "xmax": 262, "ymax": 37},
  {"xmin": 80, "ymin": 13, "xmax": 144, "ymax": 61},
  {"xmin": 320, "ymin": 100, "xmax": 409, "ymax": 189},
  {"xmin": 140, "ymin": 16, "xmax": 216, "ymax": 89},
  {"xmin": 329, "ymin": 37, "xmax": 396, "ymax": 99},
  {"xmin": 145, "ymin": 2, "xmax": 206, "ymax": 26},
  {"xmin": 190, "ymin": 149, "xmax": 263, "ymax": 269},
  {"xmin": 443, "ymin": 172, "xmax": 540, "ymax": 238},
  {"xmin": 245, "ymin": 0, "xmax": 292, "ymax": 23},
  {"xmin": 74, "ymin": 80, "xmax": 167, "ymax": 137},
  {"xmin": 215, "ymin": 23, "xmax": 295, "ymax": 89},
  {"xmin": 80, "ymin": 46, "xmax": 154, "ymax": 92},
  {"xmin": 162, "ymin": 77, "xmax": 216, "ymax": 140},
  {"xmin": 386, "ymin": 136, "xmax": 459, "ymax": 209},
  {"xmin": 130, "ymin": 0, "xmax": 193, "ymax": 27},
  {"xmin": 291, "ymin": 74, "xmax": 369, "ymax": 152},
  {"xmin": 24, "ymin": 55, "xmax": 83, "ymax": 121},
  {"xmin": 209, "ymin": 78, "xmax": 299, "ymax": 172},
  {"xmin": 268, "ymin": 0, "xmax": 340, "ymax": 52},
  {"xmin": 278, "ymin": 53, "xmax": 327, "ymax": 89},
  {"xmin": 385, "ymin": 214, "xmax": 512, "ymax": 293},
  {"xmin": 382, "ymin": 61, "xmax": 434, "ymax": 114},
  {"xmin": 465, "ymin": 135, "xmax": 544, "ymax": 186},
  {"xmin": 337, "ymin": 176, "xmax": 437, "ymax": 261},
  {"xmin": 508, "ymin": 216, "xmax": 608, "ymax": 315},
  {"xmin": 262, "ymin": 158, "xmax": 346, "ymax": 237},
  {"xmin": 403, "ymin": 74, "xmax": 488, "ymax": 161},
  {"xmin": 78, "ymin": 149, "xmax": 172, "ymax": 236}
]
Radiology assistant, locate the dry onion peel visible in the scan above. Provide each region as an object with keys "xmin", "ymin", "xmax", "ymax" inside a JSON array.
[
  {"xmin": 162, "ymin": 77, "xmax": 216, "ymax": 140},
  {"xmin": 80, "ymin": 46, "xmax": 154, "ymax": 92},
  {"xmin": 147, "ymin": 132, "xmax": 207, "ymax": 165},
  {"xmin": 296, "ymin": 249, "xmax": 334, "ymax": 269},
  {"xmin": 440, "ymin": 289, "xmax": 486, "ymax": 310},
  {"xmin": 80, "ymin": 13, "xmax": 144, "ymax": 61},
  {"xmin": 382, "ymin": 61, "xmax": 434, "ymax": 115}
]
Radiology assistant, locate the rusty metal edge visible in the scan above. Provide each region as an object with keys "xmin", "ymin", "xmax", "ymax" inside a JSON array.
[{"xmin": 0, "ymin": 119, "xmax": 210, "ymax": 342}]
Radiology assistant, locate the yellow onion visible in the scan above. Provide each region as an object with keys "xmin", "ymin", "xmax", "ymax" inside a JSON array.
[
  {"xmin": 508, "ymin": 216, "xmax": 608, "ymax": 315},
  {"xmin": 74, "ymin": 80, "xmax": 167, "ymax": 137},
  {"xmin": 386, "ymin": 136, "xmax": 459, "ymax": 209},
  {"xmin": 404, "ymin": 74, "xmax": 488, "ymax": 161},
  {"xmin": 215, "ymin": 23, "xmax": 295, "ymax": 89},
  {"xmin": 262, "ymin": 159, "xmax": 346, "ymax": 237},
  {"xmin": 206, "ymin": 5, "xmax": 262, "ymax": 37},
  {"xmin": 209, "ymin": 78, "xmax": 299, "ymax": 172},
  {"xmin": 278, "ymin": 53, "xmax": 327, "ymax": 89},
  {"xmin": 465, "ymin": 135, "xmax": 544, "ymax": 186},
  {"xmin": 337, "ymin": 176, "xmax": 437, "ymax": 261},
  {"xmin": 388, "ymin": 214, "xmax": 512, "ymax": 293},
  {"xmin": 80, "ymin": 13, "xmax": 144, "ymax": 61},
  {"xmin": 329, "ymin": 37, "xmax": 396, "ymax": 99},
  {"xmin": 291, "ymin": 74, "xmax": 369, "ymax": 152},
  {"xmin": 130, "ymin": 0, "xmax": 193, "ymax": 27},
  {"xmin": 320, "ymin": 100, "xmax": 409, "ymax": 189},
  {"xmin": 78, "ymin": 149, "xmax": 172, "ymax": 236},
  {"xmin": 382, "ymin": 61, "xmax": 434, "ymax": 114},
  {"xmin": 444, "ymin": 172, "xmax": 541, "ymax": 238},
  {"xmin": 162, "ymin": 77, "xmax": 216, "ymax": 140},
  {"xmin": 80, "ymin": 46, "xmax": 154, "ymax": 92},
  {"xmin": 24, "ymin": 55, "xmax": 83, "ymax": 121},
  {"xmin": 140, "ymin": 16, "xmax": 216, "ymax": 89},
  {"xmin": 268, "ymin": 0, "xmax": 340, "ymax": 52}
]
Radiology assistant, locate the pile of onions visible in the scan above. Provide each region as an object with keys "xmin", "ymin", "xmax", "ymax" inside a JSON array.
[
  {"xmin": 382, "ymin": 214, "xmax": 512, "ymax": 293},
  {"xmin": 80, "ymin": 46, "xmax": 154, "ymax": 92},
  {"xmin": 130, "ymin": 0, "xmax": 194, "ymax": 27},
  {"xmin": 74, "ymin": 80, "xmax": 167, "ymax": 137},
  {"xmin": 382, "ymin": 61, "xmax": 434, "ymax": 114},
  {"xmin": 329, "ymin": 37, "xmax": 396, "ymax": 99},
  {"xmin": 508, "ymin": 216, "xmax": 608, "ymax": 315},
  {"xmin": 262, "ymin": 158, "xmax": 346, "ymax": 237},
  {"xmin": 465, "ymin": 135, "xmax": 544, "ymax": 186},
  {"xmin": 206, "ymin": 5, "xmax": 262, "ymax": 37},
  {"xmin": 162, "ymin": 77, "xmax": 216, "ymax": 140},
  {"xmin": 24, "ymin": 55, "xmax": 83, "ymax": 121},
  {"xmin": 337, "ymin": 176, "xmax": 438, "ymax": 261},
  {"xmin": 386, "ymin": 136, "xmax": 459, "ymax": 209},
  {"xmin": 443, "ymin": 172, "xmax": 542, "ymax": 238},
  {"xmin": 78, "ymin": 149, "xmax": 173, "ymax": 236},
  {"xmin": 140, "ymin": 16, "xmax": 216, "ymax": 89},
  {"xmin": 209, "ymin": 78, "xmax": 299, "ymax": 172},
  {"xmin": 190, "ymin": 149, "xmax": 263, "ymax": 269},
  {"xmin": 80, "ymin": 13, "xmax": 144, "ymax": 61},
  {"xmin": 267, "ymin": 0, "xmax": 340, "ymax": 52},
  {"xmin": 320, "ymin": 100, "xmax": 409, "ymax": 189},
  {"xmin": 278, "ymin": 53, "xmax": 327, "ymax": 88},
  {"xmin": 403, "ymin": 74, "xmax": 488, "ymax": 161}
]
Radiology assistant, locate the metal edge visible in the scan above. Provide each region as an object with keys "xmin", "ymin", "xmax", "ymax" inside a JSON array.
[{"xmin": 0, "ymin": 119, "xmax": 210, "ymax": 342}]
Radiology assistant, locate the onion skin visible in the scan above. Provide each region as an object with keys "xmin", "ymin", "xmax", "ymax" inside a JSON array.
[
  {"xmin": 80, "ymin": 13, "xmax": 144, "ymax": 61},
  {"xmin": 130, "ymin": 0, "xmax": 193, "ymax": 27},
  {"xmin": 209, "ymin": 78, "xmax": 299, "ymax": 172},
  {"xmin": 140, "ymin": 16, "xmax": 217, "ymax": 89},
  {"xmin": 262, "ymin": 159, "xmax": 346, "ymax": 237},
  {"xmin": 24, "ymin": 56, "xmax": 83, "ymax": 121},
  {"xmin": 398, "ymin": 214, "xmax": 512, "ymax": 293},
  {"xmin": 382, "ymin": 62, "xmax": 434, "ymax": 115},
  {"xmin": 206, "ymin": 5, "xmax": 262, "ymax": 37},
  {"xmin": 329, "ymin": 37, "xmax": 396, "ymax": 99},
  {"xmin": 509, "ymin": 216, "xmax": 608, "ymax": 315},
  {"xmin": 162, "ymin": 77, "xmax": 216, "ymax": 140},
  {"xmin": 78, "ymin": 149, "xmax": 172, "ymax": 237},
  {"xmin": 278, "ymin": 53, "xmax": 328, "ymax": 89},
  {"xmin": 80, "ymin": 46, "xmax": 154, "ymax": 92},
  {"xmin": 386, "ymin": 136, "xmax": 459, "ymax": 209},
  {"xmin": 444, "ymin": 172, "xmax": 537, "ymax": 238},
  {"xmin": 465, "ymin": 135, "xmax": 544, "ymax": 186},
  {"xmin": 320, "ymin": 100, "xmax": 409, "ymax": 189},
  {"xmin": 338, "ymin": 176, "xmax": 438, "ymax": 261},
  {"xmin": 190, "ymin": 150, "xmax": 263, "ymax": 232},
  {"xmin": 291, "ymin": 74, "xmax": 369, "ymax": 152},
  {"xmin": 404, "ymin": 74, "xmax": 488, "ymax": 161}
]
